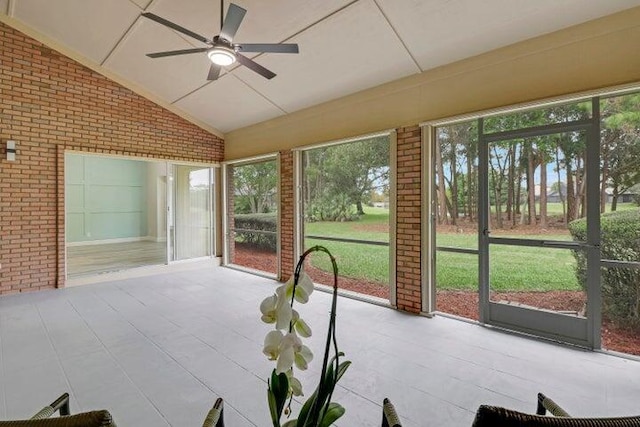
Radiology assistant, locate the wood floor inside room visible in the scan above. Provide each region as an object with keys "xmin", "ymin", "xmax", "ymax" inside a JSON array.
[
  {"xmin": 1, "ymin": 266, "xmax": 639, "ymax": 426},
  {"xmin": 66, "ymin": 241, "xmax": 166, "ymax": 278}
]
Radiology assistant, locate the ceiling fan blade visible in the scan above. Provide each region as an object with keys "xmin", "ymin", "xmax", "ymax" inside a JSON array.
[
  {"xmin": 207, "ymin": 64, "xmax": 222, "ymax": 81},
  {"xmin": 236, "ymin": 53, "xmax": 276, "ymax": 79},
  {"xmin": 237, "ymin": 43, "xmax": 299, "ymax": 54},
  {"xmin": 146, "ymin": 48, "xmax": 209, "ymax": 58},
  {"xmin": 141, "ymin": 12, "xmax": 211, "ymax": 44},
  {"xmin": 219, "ymin": 3, "xmax": 246, "ymax": 42}
]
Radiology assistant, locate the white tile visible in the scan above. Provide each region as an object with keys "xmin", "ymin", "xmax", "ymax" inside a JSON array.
[{"xmin": 2, "ymin": 266, "xmax": 640, "ymax": 426}]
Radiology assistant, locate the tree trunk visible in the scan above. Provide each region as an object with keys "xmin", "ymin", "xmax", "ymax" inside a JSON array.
[
  {"xmin": 527, "ymin": 150, "xmax": 537, "ymax": 225},
  {"xmin": 435, "ymin": 142, "xmax": 449, "ymax": 224},
  {"xmin": 555, "ymin": 146, "xmax": 566, "ymax": 221},
  {"xmin": 611, "ymin": 186, "xmax": 619, "ymax": 211},
  {"xmin": 540, "ymin": 155, "xmax": 548, "ymax": 228},
  {"xmin": 467, "ymin": 148, "xmax": 473, "ymax": 221},
  {"xmin": 566, "ymin": 162, "xmax": 576, "ymax": 222},
  {"xmin": 450, "ymin": 149, "xmax": 459, "ymax": 225},
  {"xmin": 600, "ymin": 139, "xmax": 610, "ymax": 214},
  {"xmin": 356, "ymin": 200, "xmax": 364, "ymax": 215},
  {"xmin": 506, "ymin": 144, "xmax": 515, "ymax": 223},
  {"xmin": 491, "ymin": 165, "xmax": 503, "ymax": 229}
]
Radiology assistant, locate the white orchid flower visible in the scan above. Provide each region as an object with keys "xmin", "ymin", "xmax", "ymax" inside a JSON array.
[
  {"xmin": 285, "ymin": 369, "xmax": 304, "ymax": 397},
  {"xmin": 291, "ymin": 310, "xmax": 312, "ymax": 338},
  {"xmin": 276, "ymin": 332, "xmax": 314, "ymax": 374},
  {"xmin": 274, "ymin": 286, "xmax": 293, "ymax": 330},
  {"xmin": 284, "ymin": 272, "xmax": 314, "ymax": 304},
  {"xmin": 276, "ymin": 332, "xmax": 299, "ymax": 373},
  {"xmin": 260, "ymin": 294, "xmax": 278, "ymax": 324},
  {"xmin": 260, "ymin": 287, "xmax": 293, "ymax": 329},
  {"xmin": 263, "ymin": 330, "xmax": 284, "ymax": 360},
  {"xmin": 294, "ymin": 344, "xmax": 313, "ymax": 370}
]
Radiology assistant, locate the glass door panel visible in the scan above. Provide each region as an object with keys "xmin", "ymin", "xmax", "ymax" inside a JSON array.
[
  {"xmin": 486, "ymin": 133, "xmax": 588, "ymax": 316},
  {"xmin": 479, "ymin": 108, "xmax": 599, "ymax": 347},
  {"xmin": 171, "ymin": 165, "xmax": 213, "ymax": 261}
]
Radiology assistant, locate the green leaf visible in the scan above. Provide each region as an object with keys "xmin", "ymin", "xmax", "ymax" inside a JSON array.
[
  {"xmin": 319, "ymin": 403, "xmax": 345, "ymax": 427},
  {"xmin": 282, "ymin": 420, "xmax": 298, "ymax": 427},
  {"xmin": 297, "ymin": 356, "xmax": 351, "ymax": 427},
  {"xmin": 269, "ymin": 369, "xmax": 290, "ymax": 423},
  {"xmin": 267, "ymin": 388, "xmax": 279, "ymax": 426},
  {"xmin": 335, "ymin": 360, "xmax": 351, "ymax": 382}
]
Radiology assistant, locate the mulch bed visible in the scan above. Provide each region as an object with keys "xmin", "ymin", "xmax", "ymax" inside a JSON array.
[{"xmin": 232, "ymin": 244, "xmax": 640, "ymax": 357}]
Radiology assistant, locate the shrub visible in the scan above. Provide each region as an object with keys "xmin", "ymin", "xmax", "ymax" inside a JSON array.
[
  {"xmin": 568, "ymin": 209, "xmax": 640, "ymax": 328},
  {"xmin": 306, "ymin": 193, "xmax": 357, "ymax": 222},
  {"xmin": 234, "ymin": 213, "xmax": 277, "ymax": 251}
]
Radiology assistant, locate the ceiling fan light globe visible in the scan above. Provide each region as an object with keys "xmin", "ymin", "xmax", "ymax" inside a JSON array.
[{"xmin": 208, "ymin": 47, "xmax": 236, "ymax": 66}]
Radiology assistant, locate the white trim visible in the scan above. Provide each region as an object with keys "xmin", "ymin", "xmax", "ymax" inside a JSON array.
[
  {"xmin": 388, "ymin": 130, "xmax": 398, "ymax": 308},
  {"xmin": 223, "ymin": 152, "xmax": 280, "ymax": 167},
  {"xmin": 292, "ymin": 129, "xmax": 394, "ymax": 152},
  {"xmin": 67, "ymin": 236, "xmax": 165, "ymax": 247},
  {"xmin": 293, "ymin": 150, "xmax": 303, "ymax": 268},
  {"xmin": 420, "ymin": 82, "xmax": 640, "ymax": 127},
  {"xmin": 276, "ymin": 152, "xmax": 283, "ymax": 279},
  {"xmin": 64, "ymin": 149, "xmax": 219, "ymax": 168},
  {"xmin": 421, "ymin": 125, "xmax": 436, "ymax": 316},
  {"xmin": 221, "ymin": 163, "xmax": 230, "ymax": 266}
]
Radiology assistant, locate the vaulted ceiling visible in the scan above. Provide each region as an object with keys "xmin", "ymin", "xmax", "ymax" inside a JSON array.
[{"xmin": 2, "ymin": 0, "xmax": 640, "ymax": 135}]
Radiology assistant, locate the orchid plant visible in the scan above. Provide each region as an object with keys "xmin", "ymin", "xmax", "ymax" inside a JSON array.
[{"xmin": 260, "ymin": 246, "xmax": 350, "ymax": 427}]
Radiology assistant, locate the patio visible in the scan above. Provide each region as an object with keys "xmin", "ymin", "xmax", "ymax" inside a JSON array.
[{"xmin": 1, "ymin": 265, "xmax": 639, "ymax": 427}]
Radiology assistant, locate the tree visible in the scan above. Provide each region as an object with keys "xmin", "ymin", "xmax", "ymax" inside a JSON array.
[
  {"xmin": 601, "ymin": 94, "xmax": 640, "ymax": 211},
  {"xmin": 304, "ymin": 137, "xmax": 389, "ymax": 220},
  {"xmin": 233, "ymin": 161, "xmax": 277, "ymax": 214}
]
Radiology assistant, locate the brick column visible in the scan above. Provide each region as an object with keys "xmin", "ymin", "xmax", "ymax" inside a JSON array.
[
  {"xmin": 279, "ymin": 150, "xmax": 294, "ymax": 281},
  {"xmin": 395, "ymin": 126, "xmax": 422, "ymax": 313}
]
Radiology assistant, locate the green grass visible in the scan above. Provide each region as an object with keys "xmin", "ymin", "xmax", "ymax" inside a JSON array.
[
  {"xmin": 304, "ymin": 206, "xmax": 389, "ymax": 242},
  {"xmin": 304, "ymin": 205, "xmax": 591, "ymax": 292},
  {"xmin": 305, "ymin": 237, "xmax": 389, "ymax": 284}
]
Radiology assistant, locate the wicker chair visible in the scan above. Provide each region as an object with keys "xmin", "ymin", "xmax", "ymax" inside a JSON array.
[
  {"xmin": 0, "ymin": 393, "xmax": 115, "ymax": 427},
  {"xmin": 472, "ymin": 392, "xmax": 640, "ymax": 427},
  {"xmin": 0, "ymin": 394, "xmax": 225, "ymax": 427}
]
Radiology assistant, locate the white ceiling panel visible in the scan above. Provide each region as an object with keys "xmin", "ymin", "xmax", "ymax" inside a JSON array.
[
  {"xmin": 378, "ymin": 0, "xmax": 640, "ymax": 71},
  {"xmin": 105, "ymin": 19, "xmax": 212, "ymax": 103},
  {"xmin": 149, "ymin": 0, "xmax": 353, "ymax": 48},
  {"xmin": 234, "ymin": 0, "xmax": 420, "ymax": 113},
  {"xmin": 174, "ymin": 75, "xmax": 284, "ymax": 133},
  {"xmin": 12, "ymin": 0, "xmax": 141, "ymax": 63},
  {"xmin": 4, "ymin": 0, "xmax": 639, "ymax": 133},
  {"xmin": 130, "ymin": 0, "xmax": 152, "ymax": 9}
]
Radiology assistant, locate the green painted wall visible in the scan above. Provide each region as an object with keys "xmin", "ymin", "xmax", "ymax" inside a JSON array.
[{"xmin": 65, "ymin": 154, "xmax": 148, "ymax": 243}]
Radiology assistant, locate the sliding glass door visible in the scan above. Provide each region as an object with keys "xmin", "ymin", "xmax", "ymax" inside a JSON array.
[{"xmin": 169, "ymin": 165, "xmax": 214, "ymax": 261}]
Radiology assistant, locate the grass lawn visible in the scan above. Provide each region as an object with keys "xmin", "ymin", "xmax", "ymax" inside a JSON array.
[{"xmin": 305, "ymin": 206, "xmax": 583, "ymax": 291}]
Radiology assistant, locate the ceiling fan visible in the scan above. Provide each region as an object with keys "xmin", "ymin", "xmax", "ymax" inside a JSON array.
[{"xmin": 141, "ymin": 1, "xmax": 299, "ymax": 81}]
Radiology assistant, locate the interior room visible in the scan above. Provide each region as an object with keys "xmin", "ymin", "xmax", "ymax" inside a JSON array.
[{"xmin": 1, "ymin": 1, "xmax": 639, "ymax": 426}]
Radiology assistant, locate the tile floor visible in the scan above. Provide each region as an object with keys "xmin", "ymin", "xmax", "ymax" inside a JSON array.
[{"xmin": 1, "ymin": 265, "xmax": 639, "ymax": 426}]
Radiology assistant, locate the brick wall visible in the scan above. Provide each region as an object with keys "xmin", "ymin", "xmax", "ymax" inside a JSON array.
[
  {"xmin": 278, "ymin": 150, "xmax": 294, "ymax": 281},
  {"xmin": 0, "ymin": 23, "xmax": 223, "ymax": 294},
  {"xmin": 395, "ymin": 126, "xmax": 422, "ymax": 313}
]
